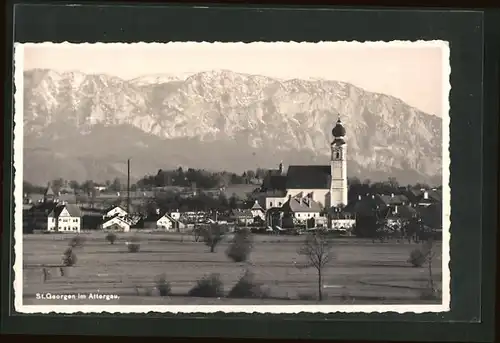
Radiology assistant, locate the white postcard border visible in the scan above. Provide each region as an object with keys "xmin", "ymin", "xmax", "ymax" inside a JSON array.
[{"xmin": 12, "ymin": 40, "xmax": 451, "ymax": 314}]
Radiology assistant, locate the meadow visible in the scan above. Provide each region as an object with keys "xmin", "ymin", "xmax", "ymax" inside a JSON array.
[{"xmin": 22, "ymin": 232, "xmax": 443, "ymax": 305}]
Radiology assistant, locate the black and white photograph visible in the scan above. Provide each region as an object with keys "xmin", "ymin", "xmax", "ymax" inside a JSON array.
[{"xmin": 13, "ymin": 41, "xmax": 450, "ymax": 313}]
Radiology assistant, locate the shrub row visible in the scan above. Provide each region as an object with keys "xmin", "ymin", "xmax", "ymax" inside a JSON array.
[{"xmin": 139, "ymin": 271, "xmax": 267, "ymax": 299}]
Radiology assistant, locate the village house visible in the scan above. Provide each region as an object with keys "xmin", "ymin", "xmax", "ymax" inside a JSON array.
[
  {"xmin": 375, "ymin": 193, "xmax": 409, "ymax": 207},
  {"xmin": 327, "ymin": 205, "xmax": 356, "ymax": 231},
  {"xmin": 101, "ymin": 215, "xmax": 131, "ymax": 232},
  {"xmin": 272, "ymin": 195, "xmax": 325, "ymax": 229},
  {"xmin": 403, "ymin": 188, "xmax": 442, "ymax": 207},
  {"xmin": 142, "ymin": 210, "xmax": 183, "ymax": 231},
  {"xmin": 282, "ymin": 195, "xmax": 322, "ymax": 220},
  {"xmin": 232, "ymin": 209, "xmax": 254, "ymax": 226},
  {"xmin": 25, "ymin": 184, "xmax": 82, "ymax": 233},
  {"xmin": 415, "ymin": 189, "xmax": 441, "ymax": 207},
  {"xmin": 169, "ymin": 210, "xmax": 181, "ymax": 221},
  {"xmin": 47, "ymin": 203, "xmax": 82, "ymax": 233},
  {"xmin": 379, "ymin": 203, "xmax": 418, "ymax": 223},
  {"xmin": 250, "ymin": 200, "xmax": 265, "ymax": 220},
  {"xmin": 103, "ymin": 205, "xmax": 128, "ymax": 219}
]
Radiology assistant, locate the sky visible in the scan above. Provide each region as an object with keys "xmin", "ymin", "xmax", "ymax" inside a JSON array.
[{"xmin": 22, "ymin": 42, "xmax": 447, "ymax": 116}]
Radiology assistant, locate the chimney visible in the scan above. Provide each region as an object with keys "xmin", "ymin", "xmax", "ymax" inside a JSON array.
[
  {"xmin": 391, "ymin": 193, "xmax": 394, "ymax": 198},
  {"xmin": 156, "ymin": 208, "xmax": 160, "ymax": 215},
  {"xmin": 424, "ymin": 191, "xmax": 429, "ymax": 199},
  {"xmin": 371, "ymin": 195, "xmax": 375, "ymax": 199},
  {"xmin": 394, "ymin": 205, "xmax": 398, "ymax": 214},
  {"xmin": 358, "ymin": 195, "xmax": 362, "ymax": 201}
]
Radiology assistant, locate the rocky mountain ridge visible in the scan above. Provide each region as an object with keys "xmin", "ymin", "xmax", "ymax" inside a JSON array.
[{"xmin": 22, "ymin": 68, "xmax": 443, "ymax": 186}]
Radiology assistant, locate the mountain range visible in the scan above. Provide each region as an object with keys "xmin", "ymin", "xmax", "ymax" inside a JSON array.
[{"xmin": 22, "ymin": 68, "xmax": 443, "ymax": 187}]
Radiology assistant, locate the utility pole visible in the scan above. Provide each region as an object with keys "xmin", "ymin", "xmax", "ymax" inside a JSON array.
[{"xmin": 127, "ymin": 158, "xmax": 131, "ymax": 214}]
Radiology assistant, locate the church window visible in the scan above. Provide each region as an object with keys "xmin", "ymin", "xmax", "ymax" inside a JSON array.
[
  {"xmin": 278, "ymin": 202, "xmax": 282, "ymax": 206},
  {"xmin": 269, "ymin": 202, "xmax": 273, "ymax": 207}
]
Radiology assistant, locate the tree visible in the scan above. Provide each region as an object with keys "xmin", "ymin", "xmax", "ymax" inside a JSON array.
[
  {"xmin": 422, "ymin": 238, "xmax": 437, "ymax": 291},
  {"xmin": 226, "ymin": 229, "xmax": 253, "ymax": 262},
  {"xmin": 110, "ymin": 178, "xmax": 122, "ymax": 192},
  {"xmin": 89, "ymin": 188, "xmax": 98, "ymax": 207},
  {"xmin": 23, "ymin": 181, "xmax": 45, "ymax": 195},
  {"xmin": 201, "ymin": 224, "xmax": 225, "ymax": 253},
  {"xmin": 51, "ymin": 178, "xmax": 65, "ymax": 194},
  {"xmin": 388, "ymin": 177, "xmax": 399, "ymax": 189},
  {"xmin": 297, "ymin": 232, "xmax": 335, "ymax": 301},
  {"xmin": 81, "ymin": 180, "xmax": 95, "ymax": 196},
  {"xmin": 69, "ymin": 180, "xmax": 80, "ymax": 191},
  {"xmin": 246, "ymin": 170, "xmax": 256, "ymax": 180},
  {"xmin": 255, "ymin": 168, "xmax": 267, "ymax": 179},
  {"xmin": 229, "ymin": 194, "xmax": 239, "ymax": 209}
]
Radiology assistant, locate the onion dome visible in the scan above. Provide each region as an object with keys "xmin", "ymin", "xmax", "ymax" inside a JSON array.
[{"xmin": 332, "ymin": 118, "xmax": 346, "ymax": 137}]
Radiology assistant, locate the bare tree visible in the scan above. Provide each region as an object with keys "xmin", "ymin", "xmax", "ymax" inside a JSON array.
[
  {"xmin": 201, "ymin": 223, "xmax": 225, "ymax": 252},
  {"xmin": 422, "ymin": 238, "xmax": 437, "ymax": 291},
  {"xmin": 297, "ymin": 232, "xmax": 335, "ymax": 301}
]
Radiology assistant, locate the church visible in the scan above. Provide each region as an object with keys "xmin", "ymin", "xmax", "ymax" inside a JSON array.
[{"xmin": 258, "ymin": 117, "xmax": 348, "ymax": 212}]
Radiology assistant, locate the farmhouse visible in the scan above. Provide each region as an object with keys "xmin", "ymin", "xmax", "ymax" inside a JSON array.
[
  {"xmin": 143, "ymin": 211, "xmax": 182, "ymax": 231},
  {"xmin": 232, "ymin": 209, "xmax": 254, "ymax": 225},
  {"xmin": 259, "ymin": 117, "xmax": 348, "ymax": 210},
  {"xmin": 375, "ymin": 194, "xmax": 409, "ymax": 208},
  {"xmin": 169, "ymin": 210, "xmax": 181, "ymax": 221},
  {"xmin": 403, "ymin": 188, "xmax": 442, "ymax": 206},
  {"xmin": 101, "ymin": 216, "xmax": 131, "ymax": 232},
  {"xmin": 47, "ymin": 203, "xmax": 82, "ymax": 233},
  {"xmin": 25, "ymin": 183, "xmax": 82, "ymax": 232},
  {"xmin": 104, "ymin": 205, "xmax": 128, "ymax": 219},
  {"xmin": 250, "ymin": 200, "xmax": 265, "ymax": 220},
  {"xmin": 281, "ymin": 195, "xmax": 322, "ymax": 221},
  {"xmin": 327, "ymin": 205, "xmax": 356, "ymax": 230}
]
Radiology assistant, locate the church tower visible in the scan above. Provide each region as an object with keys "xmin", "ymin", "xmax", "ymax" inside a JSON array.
[{"xmin": 330, "ymin": 116, "xmax": 348, "ymax": 208}]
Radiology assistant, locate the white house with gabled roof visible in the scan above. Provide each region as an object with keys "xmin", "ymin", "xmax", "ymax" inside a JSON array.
[
  {"xmin": 47, "ymin": 203, "xmax": 82, "ymax": 233},
  {"xmin": 101, "ymin": 216, "xmax": 131, "ymax": 232},
  {"xmin": 104, "ymin": 205, "xmax": 128, "ymax": 219},
  {"xmin": 250, "ymin": 200, "xmax": 265, "ymax": 220}
]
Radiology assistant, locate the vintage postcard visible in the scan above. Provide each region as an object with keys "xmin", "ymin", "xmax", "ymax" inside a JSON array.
[{"xmin": 13, "ymin": 41, "xmax": 450, "ymax": 314}]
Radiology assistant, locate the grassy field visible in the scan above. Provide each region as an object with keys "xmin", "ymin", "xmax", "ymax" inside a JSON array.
[{"xmin": 22, "ymin": 232, "xmax": 442, "ymax": 305}]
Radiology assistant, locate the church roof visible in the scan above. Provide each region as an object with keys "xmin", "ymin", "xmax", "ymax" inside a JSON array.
[
  {"xmin": 286, "ymin": 165, "xmax": 331, "ymax": 189},
  {"xmin": 282, "ymin": 196, "xmax": 322, "ymax": 213},
  {"xmin": 332, "ymin": 119, "xmax": 346, "ymax": 137},
  {"xmin": 261, "ymin": 174, "xmax": 287, "ymax": 191}
]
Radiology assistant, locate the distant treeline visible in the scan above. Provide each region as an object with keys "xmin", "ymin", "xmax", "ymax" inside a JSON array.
[
  {"xmin": 23, "ymin": 169, "xmax": 440, "ymax": 200},
  {"xmin": 22, "ymin": 167, "xmax": 270, "ymax": 195},
  {"xmin": 136, "ymin": 167, "xmax": 269, "ymax": 190}
]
